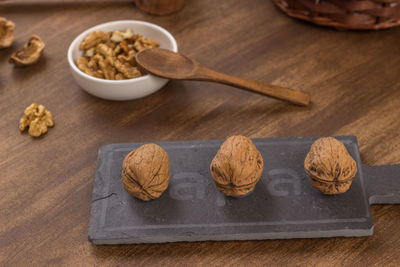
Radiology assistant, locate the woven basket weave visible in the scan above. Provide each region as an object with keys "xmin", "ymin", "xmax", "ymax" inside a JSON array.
[{"xmin": 272, "ymin": 0, "xmax": 400, "ymax": 30}]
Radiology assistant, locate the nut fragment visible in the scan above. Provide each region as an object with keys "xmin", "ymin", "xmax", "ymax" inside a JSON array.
[
  {"xmin": 111, "ymin": 29, "xmax": 134, "ymax": 43},
  {"xmin": 304, "ymin": 137, "xmax": 357, "ymax": 194},
  {"xmin": 115, "ymin": 73, "xmax": 124, "ymax": 80},
  {"xmin": 114, "ymin": 59, "xmax": 141, "ymax": 79},
  {"xmin": 96, "ymin": 43, "xmax": 114, "ymax": 59},
  {"xmin": 210, "ymin": 136, "xmax": 264, "ymax": 197},
  {"xmin": 0, "ymin": 17, "xmax": 15, "ymax": 49},
  {"xmin": 122, "ymin": 144, "xmax": 170, "ymax": 201},
  {"xmin": 84, "ymin": 47, "xmax": 96, "ymax": 57},
  {"xmin": 117, "ymin": 50, "xmax": 136, "ymax": 65},
  {"xmin": 79, "ymin": 31, "xmax": 109, "ymax": 50},
  {"xmin": 98, "ymin": 57, "xmax": 116, "ymax": 80},
  {"xmin": 134, "ymin": 35, "xmax": 159, "ymax": 52},
  {"xmin": 19, "ymin": 103, "xmax": 54, "ymax": 137},
  {"xmin": 9, "ymin": 35, "xmax": 45, "ymax": 67},
  {"xmin": 77, "ymin": 57, "xmax": 103, "ymax": 79},
  {"xmin": 76, "ymin": 29, "xmax": 159, "ymax": 80}
]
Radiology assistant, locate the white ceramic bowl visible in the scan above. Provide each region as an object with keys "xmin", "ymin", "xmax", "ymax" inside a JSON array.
[{"xmin": 67, "ymin": 20, "xmax": 178, "ymax": 101}]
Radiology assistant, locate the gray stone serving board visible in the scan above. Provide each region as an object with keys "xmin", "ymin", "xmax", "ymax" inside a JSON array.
[{"xmin": 88, "ymin": 136, "xmax": 400, "ymax": 244}]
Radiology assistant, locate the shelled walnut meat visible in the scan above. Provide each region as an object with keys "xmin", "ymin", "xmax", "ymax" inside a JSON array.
[
  {"xmin": 19, "ymin": 103, "xmax": 54, "ymax": 137},
  {"xmin": 0, "ymin": 17, "xmax": 15, "ymax": 49},
  {"xmin": 304, "ymin": 137, "xmax": 357, "ymax": 194},
  {"xmin": 77, "ymin": 29, "xmax": 159, "ymax": 80},
  {"xmin": 210, "ymin": 136, "xmax": 264, "ymax": 197},
  {"xmin": 122, "ymin": 144, "xmax": 170, "ymax": 201},
  {"xmin": 9, "ymin": 35, "xmax": 45, "ymax": 67}
]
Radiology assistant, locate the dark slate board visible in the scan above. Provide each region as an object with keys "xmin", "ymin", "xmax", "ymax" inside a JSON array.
[{"xmin": 88, "ymin": 136, "xmax": 400, "ymax": 244}]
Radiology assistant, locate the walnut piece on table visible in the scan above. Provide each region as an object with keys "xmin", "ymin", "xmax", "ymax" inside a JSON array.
[
  {"xmin": 19, "ymin": 103, "xmax": 54, "ymax": 137},
  {"xmin": 0, "ymin": 17, "xmax": 15, "ymax": 49},
  {"xmin": 9, "ymin": 35, "xmax": 45, "ymax": 67}
]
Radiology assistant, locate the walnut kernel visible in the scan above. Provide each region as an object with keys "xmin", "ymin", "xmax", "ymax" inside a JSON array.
[
  {"xmin": 210, "ymin": 136, "xmax": 264, "ymax": 197},
  {"xmin": 134, "ymin": 35, "xmax": 159, "ymax": 52},
  {"xmin": 19, "ymin": 103, "xmax": 54, "ymax": 137},
  {"xmin": 114, "ymin": 59, "xmax": 141, "ymax": 79},
  {"xmin": 304, "ymin": 137, "xmax": 357, "ymax": 194},
  {"xmin": 122, "ymin": 144, "xmax": 170, "ymax": 201},
  {"xmin": 76, "ymin": 29, "xmax": 158, "ymax": 80},
  {"xmin": 79, "ymin": 31, "xmax": 109, "ymax": 50},
  {"xmin": 111, "ymin": 29, "xmax": 134, "ymax": 43},
  {"xmin": 77, "ymin": 57, "xmax": 103, "ymax": 79},
  {"xmin": 98, "ymin": 57, "xmax": 116, "ymax": 80}
]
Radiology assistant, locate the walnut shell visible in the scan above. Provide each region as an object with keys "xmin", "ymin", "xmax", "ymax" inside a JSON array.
[
  {"xmin": 9, "ymin": 35, "xmax": 45, "ymax": 67},
  {"xmin": 0, "ymin": 17, "xmax": 15, "ymax": 49},
  {"xmin": 210, "ymin": 136, "xmax": 264, "ymax": 197},
  {"xmin": 122, "ymin": 144, "xmax": 170, "ymax": 201},
  {"xmin": 304, "ymin": 137, "xmax": 357, "ymax": 194}
]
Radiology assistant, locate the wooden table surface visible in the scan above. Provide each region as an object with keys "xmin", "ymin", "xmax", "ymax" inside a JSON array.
[{"xmin": 1, "ymin": 0, "xmax": 400, "ymax": 265}]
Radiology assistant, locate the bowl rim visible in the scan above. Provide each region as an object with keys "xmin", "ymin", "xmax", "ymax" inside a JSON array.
[{"xmin": 67, "ymin": 20, "xmax": 178, "ymax": 84}]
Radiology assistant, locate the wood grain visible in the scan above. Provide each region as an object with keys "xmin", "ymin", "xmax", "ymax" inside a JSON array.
[
  {"xmin": 134, "ymin": 0, "xmax": 186, "ymax": 15},
  {"xmin": 1, "ymin": 0, "xmax": 400, "ymax": 265}
]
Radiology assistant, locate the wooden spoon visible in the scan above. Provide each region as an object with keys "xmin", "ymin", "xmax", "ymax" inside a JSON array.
[{"xmin": 136, "ymin": 48, "xmax": 311, "ymax": 106}]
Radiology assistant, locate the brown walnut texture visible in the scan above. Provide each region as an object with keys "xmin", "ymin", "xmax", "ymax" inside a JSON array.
[
  {"xmin": 304, "ymin": 137, "xmax": 357, "ymax": 194},
  {"xmin": 19, "ymin": 103, "xmax": 54, "ymax": 137},
  {"xmin": 122, "ymin": 144, "xmax": 170, "ymax": 201},
  {"xmin": 0, "ymin": 17, "xmax": 15, "ymax": 49},
  {"xmin": 9, "ymin": 35, "xmax": 45, "ymax": 67},
  {"xmin": 210, "ymin": 136, "xmax": 264, "ymax": 197}
]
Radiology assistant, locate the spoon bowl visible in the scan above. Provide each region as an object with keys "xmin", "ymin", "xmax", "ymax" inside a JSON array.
[{"xmin": 137, "ymin": 47, "xmax": 196, "ymax": 79}]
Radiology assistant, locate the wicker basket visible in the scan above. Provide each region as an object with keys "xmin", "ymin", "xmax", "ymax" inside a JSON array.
[{"xmin": 272, "ymin": 0, "xmax": 400, "ymax": 30}]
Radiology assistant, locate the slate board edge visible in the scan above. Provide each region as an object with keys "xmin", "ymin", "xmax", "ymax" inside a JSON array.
[{"xmin": 91, "ymin": 227, "xmax": 374, "ymax": 245}]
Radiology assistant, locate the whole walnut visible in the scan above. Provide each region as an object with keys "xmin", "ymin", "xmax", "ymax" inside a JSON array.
[
  {"xmin": 210, "ymin": 136, "xmax": 264, "ymax": 197},
  {"xmin": 304, "ymin": 137, "xmax": 357, "ymax": 195},
  {"xmin": 122, "ymin": 144, "xmax": 170, "ymax": 201}
]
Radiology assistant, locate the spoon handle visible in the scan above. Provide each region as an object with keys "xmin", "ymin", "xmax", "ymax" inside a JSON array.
[{"xmin": 194, "ymin": 66, "xmax": 311, "ymax": 106}]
